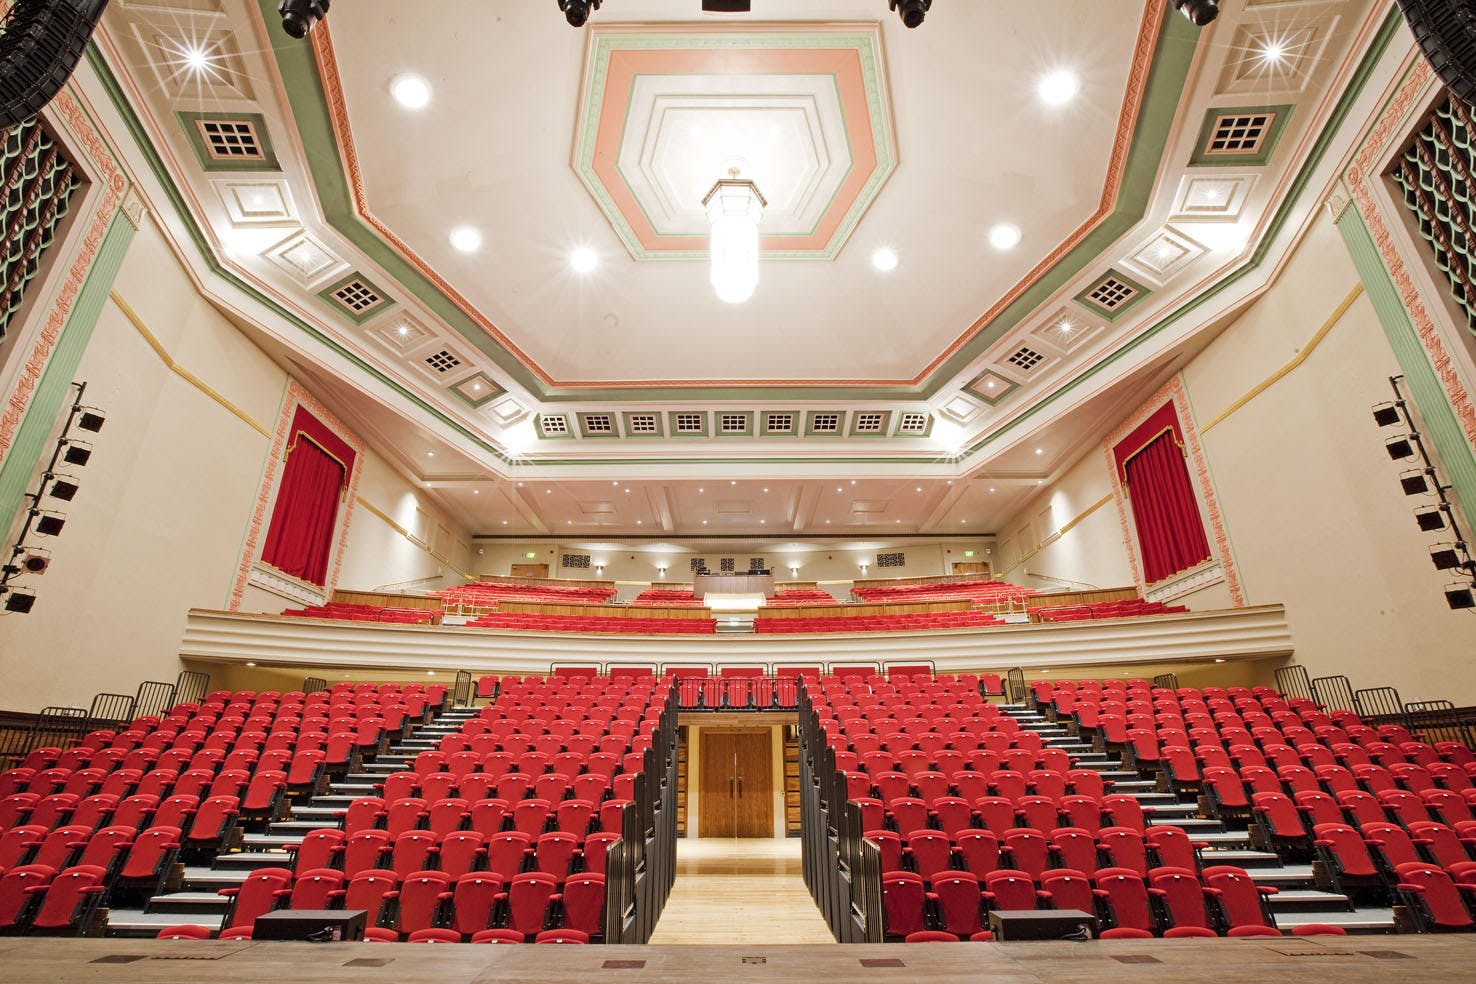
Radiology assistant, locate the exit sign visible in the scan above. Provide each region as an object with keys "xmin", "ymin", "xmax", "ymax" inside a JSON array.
[
  {"xmin": 524, "ymin": 551, "xmax": 537, "ymax": 559},
  {"xmin": 963, "ymin": 550, "xmax": 975, "ymax": 558}
]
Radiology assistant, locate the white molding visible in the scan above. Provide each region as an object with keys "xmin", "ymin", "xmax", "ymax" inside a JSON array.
[
  {"xmin": 1146, "ymin": 561, "xmax": 1225, "ymax": 604},
  {"xmin": 247, "ymin": 562, "xmax": 327, "ymax": 607},
  {"xmin": 180, "ymin": 605, "xmax": 1294, "ymax": 674}
]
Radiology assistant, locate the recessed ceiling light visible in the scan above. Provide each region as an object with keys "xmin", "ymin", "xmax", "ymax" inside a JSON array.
[
  {"xmin": 916, "ymin": 487, "xmax": 923, "ymax": 492},
  {"xmin": 762, "ymin": 487, "xmax": 769, "ymax": 493},
  {"xmin": 570, "ymin": 247, "xmax": 598, "ymax": 273},
  {"xmin": 986, "ymin": 380, "xmax": 996, "ymax": 388},
  {"xmin": 850, "ymin": 480, "xmax": 856, "ymax": 485},
  {"xmin": 567, "ymin": 520, "xmax": 572, "ymax": 525},
  {"xmin": 730, "ymin": 480, "xmax": 737, "ymax": 486},
  {"xmin": 872, "ymin": 247, "xmax": 899, "ymax": 272},
  {"xmin": 825, "ymin": 520, "xmax": 831, "ymax": 524},
  {"xmin": 1259, "ymin": 40, "xmax": 1287, "ymax": 65},
  {"xmin": 989, "ymin": 487, "xmax": 996, "ymax": 493},
  {"xmin": 989, "ymin": 223, "xmax": 1022, "ymax": 251},
  {"xmin": 895, "ymin": 519, "xmax": 902, "ymax": 524},
  {"xmin": 702, "ymin": 520, "xmax": 708, "ymax": 525},
  {"xmin": 245, "ymin": 661, "xmax": 256, "ymax": 667},
  {"xmin": 1037, "ymin": 69, "xmax": 1080, "ymax": 106},
  {"xmin": 836, "ymin": 487, "xmax": 843, "ymax": 493},
  {"xmin": 426, "ymin": 451, "xmax": 435, "ymax": 458},
  {"xmin": 180, "ymin": 43, "xmax": 212, "ymax": 76},
  {"xmin": 760, "ymin": 519, "xmax": 766, "ymax": 525},
  {"xmin": 961, "ymin": 519, "xmax": 968, "ymax": 524},
  {"xmin": 946, "ymin": 480, "xmax": 953, "ymax": 485},
  {"xmin": 636, "ymin": 520, "xmax": 642, "ymax": 525},
  {"xmin": 545, "ymin": 489, "xmax": 552, "ymax": 494},
  {"xmin": 1035, "ymin": 448, "xmax": 1043, "ymax": 455},
  {"xmin": 698, "ymin": 487, "xmax": 704, "ymax": 493},
  {"xmin": 1037, "ymin": 480, "xmax": 1044, "ymax": 485},
  {"xmin": 449, "ymin": 226, "xmax": 482, "ymax": 253},
  {"xmin": 472, "ymin": 489, "xmax": 479, "ymax": 495},
  {"xmin": 613, "ymin": 481, "xmax": 620, "ymax": 486},
  {"xmin": 390, "ymin": 74, "xmax": 432, "ymax": 110},
  {"xmin": 397, "ymin": 325, "xmax": 410, "ymax": 337},
  {"xmin": 502, "ymin": 520, "xmax": 508, "ymax": 525}
]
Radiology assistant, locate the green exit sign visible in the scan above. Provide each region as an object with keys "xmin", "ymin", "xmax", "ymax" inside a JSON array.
[
  {"xmin": 524, "ymin": 551, "xmax": 538, "ymax": 559},
  {"xmin": 963, "ymin": 550, "xmax": 975, "ymax": 558}
]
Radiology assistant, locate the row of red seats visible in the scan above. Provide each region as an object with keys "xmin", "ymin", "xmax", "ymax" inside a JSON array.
[
  {"xmin": 341, "ymin": 794, "xmax": 629, "ymax": 841},
  {"xmin": 851, "ymin": 578, "xmax": 1036, "ymax": 605},
  {"xmin": 435, "ymin": 581, "xmax": 616, "ymax": 607},
  {"xmin": 281, "ymin": 603, "xmax": 440, "ymax": 624},
  {"xmin": 1, "ymin": 823, "xmax": 187, "ymax": 911},
  {"xmin": 868, "ymin": 824, "xmax": 1203, "ymax": 883},
  {"xmin": 764, "ymin": 589, "xmax": 839, "ymax": 606},
  {"xmin": 0, "ymin": 863, "xmax": 110, "ymax": 935},
  {"xmin": 1035, "ymin": 601, "xmax": 1186, "ymax": 622},
  {"xmin": 468, "ymin": 613, "xmax": 716, "ymax": 634},
  {"xmin": 293, "ymin": 825, "xmax": 617, "ymax": 882},
  {"xmin": 1, "ymin": 770, "xmax": 285, "ymax": 833},
  {"xmin": 630, "ymin": 589, "xmax": 704, "ymax": 606},
  {"xmin": 855, "ymin": 793, "xmax": 1154, "ymax": 845},
  {"xmin": 756, "ymin": 612, "xmax": 1004, "ymax": 633}
]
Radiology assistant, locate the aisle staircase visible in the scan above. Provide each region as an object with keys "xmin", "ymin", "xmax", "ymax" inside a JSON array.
[
  {"xmin": 103, "ymin": 704, "xmax": 480, "ymax": 937},
  {"xmin": 998, "ymin": 702, "xmax": 1397, "ymax": 934}
]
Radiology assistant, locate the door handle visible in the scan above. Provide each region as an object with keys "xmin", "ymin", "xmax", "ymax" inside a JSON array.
[
  {"xmin": 737, "ymin": 777, "xmax": 743, "ymax": 797},
  {"xmin": 730, "ymin": 777, "xmax": 735, "ymax": 798}
]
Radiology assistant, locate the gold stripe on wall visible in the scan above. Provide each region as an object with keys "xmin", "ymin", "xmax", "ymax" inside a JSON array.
[
  {"xmin": 108, "ymin": 290, "xmax": 272, "ymax": 437},
  {"xmin": 1201, "ymin": 283, "xmax": 1365, "ymax": 433},
  {"xmin": 109, "ymin": 289, "xmax": 468, "ymax": 580}
]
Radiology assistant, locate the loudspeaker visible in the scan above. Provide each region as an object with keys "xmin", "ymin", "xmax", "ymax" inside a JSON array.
[
  {"xmin": 1398, "ymin": 0, "xmax": 1476, "ymax": 107},
  {"xmin": 0, "ymin": 0, "xmax": 112, "ymax": 129},
  {"xmin": 252, "ymin": 909, "xmax": 366, "ymax": 941}
]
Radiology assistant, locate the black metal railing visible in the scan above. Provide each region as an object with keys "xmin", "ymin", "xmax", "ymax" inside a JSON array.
[
  {"xmin": 1274, "ymin": 664, "xmax": 1314, "ymax": 703},
  {"xmin": 675, "ymin": 675, "xmax": 802, "ymax": 711},
  {"xmin": 1153, "ymin": 672, "xmax": 1180, "ymax": 690},
  {"xmin": 1311, "ymin": 674, "xmax": 1357, "ymax": 713}
]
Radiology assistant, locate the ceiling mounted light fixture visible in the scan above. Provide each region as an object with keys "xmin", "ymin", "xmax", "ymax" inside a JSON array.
[
  {"xmin": 889, "ymin": 0, "xmax": 932, "ymax": 28},
  {"xmin": 703, "ymin": 169, "xmax": 766, "ymax": 304},
  {"xmin": 558, "ymin": 0, "xmax": 601, "ymax": 28},
  {"xmin": 1173, "ymin": 0, "xmax": 1219, "ymax": 26}
]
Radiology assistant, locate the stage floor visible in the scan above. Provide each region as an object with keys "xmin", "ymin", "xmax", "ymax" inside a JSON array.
[{"xmin": 2, "ymin": 935, "xmax": 1474, "ymax": 984}]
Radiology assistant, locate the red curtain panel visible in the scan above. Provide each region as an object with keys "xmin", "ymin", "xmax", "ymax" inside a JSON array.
[
  {"xmin": 1113, "ymin": 403, "xmax": 1211, "ymax": 584},
  {"xmin": 261, "ymin": 407, "xmax": 357, "ymax": 586}
]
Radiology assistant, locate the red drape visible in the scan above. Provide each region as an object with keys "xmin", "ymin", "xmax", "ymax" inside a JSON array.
[
  {"xmin": 261, "ymin": 407, "xmax": 356, "ymax": 586},
  {"xmin": 1114, "ymin": 403, "xmax": 1211, "ymax": 585}
]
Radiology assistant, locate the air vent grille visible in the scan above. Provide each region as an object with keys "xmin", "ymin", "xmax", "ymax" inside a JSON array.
[
  {"xmin": 674, "ymin": 412, "xmax": 704, "ymax": 433},
  {"xmin": 811, "ymin": 412, "xmax": 841, "ymax": 433},
  {"xmin": 561, "ymin": 553, "xmax": 591, "ymax": 569},
  {"xmin": 877, "ymin": 551, "xmax": 906, "ymax": 568},
  {"xmin": 628, "ymin": 413, "xmax": 658, "ymax": 434},
  {"xmin": 423, "ymin": 350, "xmax": 461, "ymax": 374},
  {"xmin": 854, "ymin": 412, "xmax": 885, "ymax": 433},
  {"xmin": 196, "ymin": 118, "xmax": 264, "ymax": 161},
  {"xmin": 1006, "ymin": 346, "xmax": 1046, "ymax": 372},
  {"xmin": 898, "ymin": 412, "xmax": 929, "ymax": 434}
]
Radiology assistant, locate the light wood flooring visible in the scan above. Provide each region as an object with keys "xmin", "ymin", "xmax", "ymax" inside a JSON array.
[{"xmin": 647, "ymin": 837, "xmax": 836, "ymax": 945}]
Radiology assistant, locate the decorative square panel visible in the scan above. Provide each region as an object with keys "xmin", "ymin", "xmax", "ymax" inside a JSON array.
[
  {"xmin": 1217, "ymin": 17, "xmax": 1336, "ymax": 96},
  {"xmin": 940, "ymin": 394, "xmax": 982, "ymax": 422},
  {"xmin": 668, "ymin": 411, "xmax": 708, "ymax": 436},
  {"xmin": 491, "ymin": 397, "xmax": 528, "ymax": 424},
  {"xmin": 1005, "ymin": 345, "xmax": 1047, "ymax": 373},
  {"xmin": 318, "ymin": 273, "xmax": 393, "ymax": 324},
  {"xmin": 578, "ymin": 412, "xmax": 619, "ymax": 438},
  {"xmin": 1169, "ymin": 174, "xmax": 1256, "ymax": 222},
  {"xmin": 366, "ymin": 314, "xmax": 432, "ymax": 353},
  {"xmin": 1189, "ymin": 105, "xmax": 1293, "ymax": 167},
  {"xmin": 263, "ymin": 230, "xmax": 345, "ymax": 289},
  {"xmin": 807, "ymin": 411, "xmax": 843, "ymax": 435},
  {"xmin": 1121, "ymin": 226, "xmax": 1207, "ymax": 287},
  {"xmin": 965, "ymin": 372, "xmax": 1017, "ymax": 406},
  {"xmin": 1031, "ymin": 309, "xmax": 1105, "ymax": 354},
  {"xmin": 177, "ymin": 112, "xmax": 278, "ymax": 171},
  {"xmin": 1076, "ymin": 269, "xmax": 1151, "ymax": 320},
  {"xmin": 137, "ymin": 25, "xmax": 254, "ymax": 103},
  {"xmin": 422, "ymin": 349, "xmax": 464, "ymax": 376},
  {"xmin": 450, "ymin": 373, "xmax": 502, "ymax": 409},
  {"xmin": 716, "ymin": 411, "xmax": 752, "ymax": 436},
  {"xmin": 622, "ymin": 411, "xmax": 663, "ymax": 437},
  {"xmin": 895, "ymin": 412, "xmax": 932, "ymax": 437},
  {"xmin": 762, "ymin": 412, "xmax": 797, "ymax": 436},
  {"xmin": 572, "ymin": 24, "xmax": 895, "ymax": 260},
  {"xmin": 538, "ymin": 413, "xmax": 571, "ymax": 438},
  {"xmin": 212, "ymin": 179, "xmax": 295, "ymax": 225},
  {"xmin": 850, "ymin": 411, "xmax": 889, "ymax": 436}
]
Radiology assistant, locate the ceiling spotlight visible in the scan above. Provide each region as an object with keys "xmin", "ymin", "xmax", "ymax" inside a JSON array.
[
  {"xmin": 1037, "ymin": 69, "xmax": 1080, "ymax": 106},
  {"xmin": 449, "ymin": 227, "xmax": 483, "ymax": 253},
  {"xmin": 390, "ymin": 74, "xmax": 432, "ymax": 110},
  {"xmin": 1372, "ymin": 402, "xmax": 1404, "ymax": 427},
  {"xmin": 63, "ymin": 441, "xmax": 92, "ymax": 467},
  {"xmin": 1400, "ymin": 469, "xmax": 1432, "ymax": 496},
  {"xmin": 1430, "ymin": 543, "xmax": 1468, "ymax": 572},
  {"xmin": 989, "ymin": 223, "xmax": 1022, "ymax": 250},
  {"xmin": 570, "ymin": 248, "xmax": 598, "ymax": 273},
  {"xmin": 278, "ymin": 0, "xmax": 331, "ymax": 39},
  {"xmin": 32, "ymin": 511, "xmax": 65, "ymax": 537},
  {"xmin": 76, "ymin": 408, "xmax": 104, "ymax": 433},
  {"xmin": 889, "ymin": 0, "xmax": 932, "ymax": 28},
  {"xmin": 1385, "ymin": 435, "xmax": 1416, "ymax": 460},
  {"xmin": 1445, "ymin": 583, "xmax": 1476, "ymax": 610},
  {"xmin": 3, "ymin": 589, "xmax": 36, "ymax": 614},
  {"xmin": 8, "ymin": 546, "xmax": 50, "ymax": 576},
  {"xmin": 1415, "ymin": 505, "xmax": 1448, "ymax": 532},
  {"xmin": 46, "ymin": 475, "xmax": 79, "ymax": 502},
  {"xmin": 558, "ymin": 0, "xmax": 601, "ymax": 28},
  {"xmin": 1259, "ymin": 40, "xmax": 1288, "ymax": 66},
  {"xmin": 1173, "ymin": 0, "xmax": 1219, "ymax": 26},
  {"xmin": 872, "ymin": 247, "xmax": 899, "ymax": 272}
]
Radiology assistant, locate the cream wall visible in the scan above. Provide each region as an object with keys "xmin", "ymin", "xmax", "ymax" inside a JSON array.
[
  {"xmin": 993, "ymin": 213, "xmax": 1476, "ymax": 704},
  {"xmin": 995, "ymin": 450, "xmax": 1134, "ymax": 592}
]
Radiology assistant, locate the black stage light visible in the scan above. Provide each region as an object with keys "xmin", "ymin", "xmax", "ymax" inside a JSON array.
[
  {"xmin": 1372, "ymin": 402, "xmax": 1403, "ymax": 427},
  {"xmin": 1401, "ymin": 469, "xmax": 1431, "ymax": 495},
  {"xmin": 702, "ymin": 1, "xmax": 751, "ymax": 10},
  {"xmin": 1386, "ymin": 435, "xmax": 1416, "ymax": 460},
  {"xmin": 11, "ymin": 547, "xmax": 50, "ymax": 576},
  {"xmin": 558, "ymin": 0, "xmax": 601, "ymax": 27},
  {"xmin": 1174, "ymin": 0, "xmax": 1220, "ymax": 26},
  {"xmin": 1415, "ymin": 505, "xmax": 1447, "ymax": 532},
  {"xmin": 76, "ymin": 408, "xmax": 104, "ymax": 432},
  {"xmin": 889, "ymin": 0, "xmax": 932, "ymax": 28},
  {"xmin": 1445, "ymin": 584, "xmax": 1475, "ymax": 610},
  {"xmin": 3, "ymin": 590, "xmax": 36, "ymax": 614},
  {"xmin": 1431, "ymin": 542, "xmax": 1465, "ymax": 571},
  {"xmin": 62, "ymin": 441, "xmax": 91, "ymax": 466},
  {"xmin": 33, "ymin": 511, "xmax": 65, "ymax": 537},
  {"xmin": 47, "ymin": 475, "xmax": 79, "ymax": 502},
  {"xmin": 278, "ymin": 0, "xmax": 330, "ymax": 39}
]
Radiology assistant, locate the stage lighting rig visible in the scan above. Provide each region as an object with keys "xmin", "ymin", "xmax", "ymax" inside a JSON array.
[
  {"xmin": 889, "ymin": 0, "xmax": 931, "ymax": 29},
  {"xmin": 278, "ymin": 0, "xmax": 329, "ymax": 39},
  {"xmin": 558, "ymin": 0, "xmax": 601, "ymax": 28},
  {"xmin": 1174, "ymin": 0, "xmax": 1220, "ymax": 26}
]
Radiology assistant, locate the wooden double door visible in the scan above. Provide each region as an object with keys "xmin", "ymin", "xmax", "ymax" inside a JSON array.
[{"xmin": 699, "ymin": 729, "xmax": 773, "ymax": 838}]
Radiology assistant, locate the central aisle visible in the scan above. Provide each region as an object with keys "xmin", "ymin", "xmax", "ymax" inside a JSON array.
[{"xmin": 647, "ymin": 837, "xmax": 837, "ymax": 944}]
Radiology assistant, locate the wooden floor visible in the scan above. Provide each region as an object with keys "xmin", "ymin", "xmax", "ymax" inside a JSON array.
[
  {"xmin": 647, "ymin": 837, "xmax": 836, "ymax": 945},
  {"xmin": 2, "ymin": 935, "xmax": 1475, "ymax": 984}
]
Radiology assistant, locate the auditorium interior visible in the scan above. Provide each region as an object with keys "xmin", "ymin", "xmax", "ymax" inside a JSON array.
[{"xmin": 2, "ymin": 0, "xmax": 1476, "ymax": 978}]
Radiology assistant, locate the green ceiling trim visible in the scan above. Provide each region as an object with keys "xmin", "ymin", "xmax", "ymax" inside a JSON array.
[
  {"xmin": 253, "ymin": 0, "xmax": 1195, "ymax": 404},
  {"xmin": 957, "ymin": 5, "xmax": 1407, "ymax": 462}
]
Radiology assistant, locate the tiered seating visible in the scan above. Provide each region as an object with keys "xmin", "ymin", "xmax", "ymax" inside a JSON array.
[
  {"xmin": 630, "ymin": 589, "xmax": 703, "ymax": 606},
  {"xmin": 1035, "ymin": 601, "xmax": 1187, "ymax": 622},
  {"xmin": 467, "ymin": 612, "xmax": 716, "ymax": 634},
  {"xmin": 0, "ymin": 682, "xmax": 444, "ymax": 936},
  {"xmin": 765, "ymin": 590, "xmax": 839, "ymax": 607},
  {"xmin": 140, "ymin": 673, "xmax": 668, "ymax": 943},
  {"xmin": 435, "ymin": 581, "xmax": 616, "ymax": 609},
  {"xmin": 280, "ymin": 602, "xmax": 440, "ymax": 624},
  {"xmin": 756, "ymin": 610, "xmax": 1003, "ymax": 633},
  {"xmin": 850, "ymin": 579, "xmax": 1035, "ymax": 606}
]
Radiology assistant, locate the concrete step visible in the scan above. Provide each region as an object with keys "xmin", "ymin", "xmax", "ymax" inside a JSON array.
[
  {"xmin": 180, "ymin": 867, "xmax": 251, "ymax": 890},
  {"xmin": 145, "ymin": 892, "xmax": 229, "ymax": 915},
  {"xmin": 1273, "ymin": 908, "xmax": 1396, "ymax": 934},
  {"xmin": 1265, "ymin": 889, "xmax": 1353, "ymax": 913},
  {"xmin": 1152, "ymin": 817, "xmax": 1223, "ymax": 831},
  {"xmin": 240, "ymin": 832, "xmax": 304, "ymax": 850},
  {"xmin": 266, "ymin": 820, "xmax": 325, "ymax": 833},
  {"xmin": 212, "ymin": 851, "xmax": 294, "ymax": 871},
  {"xmin": 106, "ymin": 908, "xmax": 222, "ymax": 937},
  {"xmin": 291, "ymin": 806, "xmax": 348, "ymax": 821},
  {"xmin": 1188, "ymin": 830, "xmax": 1253, "ymax": 846},
  {"xmin": 1244, "ymin": 864, "xmax": 1317, "ymax": 884},
  {"xmin": 1199, "ymin": 849, "xmax": 1290, "ymax": 870},
  {"xmin": 1141, "ymin": 802, "xmax": 1198, "ymax": 816}
]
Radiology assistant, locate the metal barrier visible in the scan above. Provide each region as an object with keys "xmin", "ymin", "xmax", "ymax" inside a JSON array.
[
  {"xmin": 302, "ymin": 676, "xmax": 328, "ymax": 694},
  {"xmin": 132, "ymin": 680, "xmax": 177, "ymax": 719},
  {"xmin": 453, "ymin": 670, "xmax": 473, "ymax": 706},
  {"xmin": 1274, "ymin": 664, "xmax": 1314, "ymax": 702},
  {"xmin": 1354, "ymin": 686, "xmax": 1408, "ymax": 725},
  {"xmin": 1311, "ymin": 674, "xmax": 1357, "ymax": 713},
  {"xmin": 0, "ymin": 706, "xmax": 88, "ymax": 765},
  {"xmin": 1153, "ymin": 672, "xmax": 1180, "ymax": 690},
  {"xmin": 86, "ymin": 693, "xmax": 136, "ymax": 728},
  {"xmin": 675, "ymin": 675, "xmax": 801, "ymax": 711},
  {"xmin": 1405, "ymin": 699, "xmax": 1476, "ymax": 747},
  {"xmin": 174, "ymin": 670, "xmax": 210, "ymax": 706},
  {"xmin": 1006, "ymin": 667, "xmax": 1027, "ymax": 704}
]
